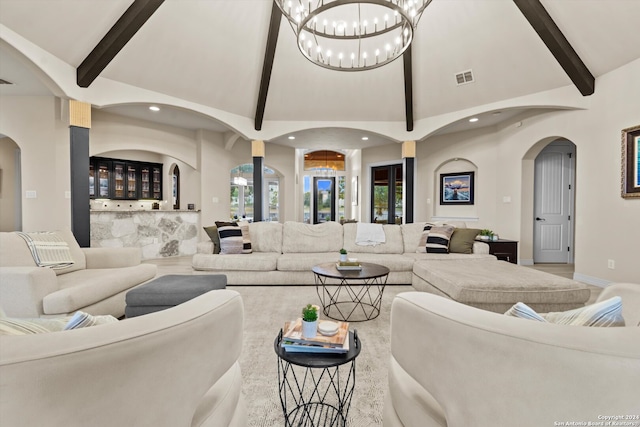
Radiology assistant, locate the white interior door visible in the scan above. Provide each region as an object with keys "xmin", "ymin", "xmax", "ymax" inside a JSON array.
[{"xmin": 534, "ymin": 142, "xmax": 575, "ymax": 263}]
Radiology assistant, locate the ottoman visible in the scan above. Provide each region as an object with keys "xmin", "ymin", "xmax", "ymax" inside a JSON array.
[
  {"xmin": 125, "ymin": 274, "xmax": 227, "ymax": 317},
  {"xmin": 412, "ymin": 259, "xmax": 590, "ymax": 313}
]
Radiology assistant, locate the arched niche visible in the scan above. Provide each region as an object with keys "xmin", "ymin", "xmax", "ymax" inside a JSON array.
[{"xmin": 433, "ymin": 158, "xmax": 478, "ymax": 220}]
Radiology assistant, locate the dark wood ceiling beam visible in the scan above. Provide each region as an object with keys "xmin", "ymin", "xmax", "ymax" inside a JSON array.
[
  {"xmin": 77, "ymin": 0, "xmax": 165, "ymax": 88},
  {"xmin": 403, "ymin": 45, "xmax": 414, "ymax": 132},
  {"xmin": 255, "ymin": 4, "xmax": 282, "ymax": 131},
  {"xmin": 513, "ymin": 0, "xmax": 594, "ymax": 96}
]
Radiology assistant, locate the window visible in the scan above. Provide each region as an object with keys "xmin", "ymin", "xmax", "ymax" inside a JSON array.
[{"xmin": 230, "ymin": 164, "xmax": 280, "ymax": 222}]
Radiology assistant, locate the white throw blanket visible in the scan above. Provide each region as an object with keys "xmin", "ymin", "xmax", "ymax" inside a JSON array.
[
  {"xmin": 17, "ymin": 231, "xmax": 74, "ymax": 269},
  {"xmin": 355, "ymin": 223, "xmax": 386, "ymax": 246}
]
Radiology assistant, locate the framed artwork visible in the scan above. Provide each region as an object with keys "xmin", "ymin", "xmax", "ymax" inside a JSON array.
[
  {"xmin": 621, "ymin": 124, "xmax": 640, "ymax": 198},
  {"xmin": 440, "ymin": 171, "xmax": 475, "ymax": 205}
]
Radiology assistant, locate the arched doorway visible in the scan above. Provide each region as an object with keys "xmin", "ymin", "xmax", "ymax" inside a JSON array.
[
  {"xmin": 0, "ymin": 136, "xmax": 22, "ymax": 231},
  {"xmin": 533, "ymin": 139, "xmax": 576, "ymax": 264},
  {"xmin": 171, "ymin": 164, "xmax": 180, "ymax": 210}
]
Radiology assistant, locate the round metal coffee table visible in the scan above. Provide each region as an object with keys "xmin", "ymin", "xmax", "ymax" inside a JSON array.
[
  {"xmin": 275, "ymin": 330, "xmax": 361, "ymax": 427},
  {"xmin": 312, "ymin": 262, "xmax": 390, "ymax": 322}
]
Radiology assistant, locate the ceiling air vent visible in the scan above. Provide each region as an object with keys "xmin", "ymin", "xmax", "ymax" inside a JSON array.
[
  {"xmin": 455, "ymin": 70, "xmax": 474, "ymax": 86},
  {"xmin": 0, "ymin": 79, "xmax": 14, "ymax": 85}
]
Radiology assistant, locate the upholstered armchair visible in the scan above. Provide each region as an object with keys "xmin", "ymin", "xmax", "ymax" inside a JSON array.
[
  {"xmin": 383, "ymin": 284, "xmax": 640, "ymax": 426},
  {"xmin": 0, "ymin": 290, "xmax": 246, "ymax": 427}
]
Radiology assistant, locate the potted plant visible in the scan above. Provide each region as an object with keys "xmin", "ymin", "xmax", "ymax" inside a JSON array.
[
  {"xmin": 301, "ymin": 304, "xmax": 318, "ymax": 338},
  {"xmin": 479, "ymin": 229, "xmax": 494, "ymax": 241},
  {"xmin": 339, "ymin": 248, "xmax": 348, "ymax": 263}
]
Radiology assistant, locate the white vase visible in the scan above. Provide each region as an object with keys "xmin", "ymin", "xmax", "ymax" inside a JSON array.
[
  {"xmin": 339, "ymin": 254, "xmax": 348, "ymax": 262},
  {"xmin": 302, "ymin": 320, "xmax": 317, "ymax": 339}
]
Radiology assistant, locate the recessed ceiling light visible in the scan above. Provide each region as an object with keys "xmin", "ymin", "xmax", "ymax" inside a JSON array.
[
  {"xmin": 149, "ymin": 106, "xmax": 160, "ymax": 112},
  {"xmin": 492, "ymin": 111, "xmax": 502, "ymax": 115},
  {"xmin": 288, "ymin": 136, "xmax": 295, "ymax": 140},
  {"xmin": 362, "ymin": 137, "xmax": 369, "ymax": 141},
  {"xmin": 469, "ymin": 117, "xmax": 479, "ymax": 123}
]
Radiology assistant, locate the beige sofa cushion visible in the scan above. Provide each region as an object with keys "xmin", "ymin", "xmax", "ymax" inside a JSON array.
[
  {"xmin": 0, "ymin": 230, "xmax": 86, "ymax": 275},
  {"xmin": 249, "ymin": 221, "xmax": 283, "ymax": 253},
  {"xmin": 342, "ymin": 223, "xmax": 404, "ymax": 254},
  {"xmin": 401, "ymin": 222, "xmax": 427, "ymax": 253},
  {"xmin": 44, "ymin": 264, "xmax": 156, "ymax": 315},
  {"xmin": 282, "ymin": 221, "xmax": 343, "ymax": 253},
  {"xmin": 191, "ymin": 252, "xmax": 279, "ymax": 271},
  {"xmin": 405, "ymin": 252, "xmax": 495, "ymax": 261},
  {"xmin": 277, "ymin": 253, "xmax": 341, "ymax": 271},
  {"xmin": 413, "ymin": 259, "xmax": 590, "ymax": 305},
  {"xmin": 345, "ymin": 253, "xmax": 415, "ymax": 272}
]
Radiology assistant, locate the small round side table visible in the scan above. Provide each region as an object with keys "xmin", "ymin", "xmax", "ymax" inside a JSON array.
[{"xmin": 274, "ymin": 329, "xmax": 361, "ymax": 426}]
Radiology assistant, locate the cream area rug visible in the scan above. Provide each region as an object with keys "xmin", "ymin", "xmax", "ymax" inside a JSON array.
[{"xmin": 230, "ymin": 285, "xmax": 414, "ymax": 427}]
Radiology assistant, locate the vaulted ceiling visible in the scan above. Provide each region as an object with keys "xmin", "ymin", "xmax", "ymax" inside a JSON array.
[{"xmin": 1, "ymin": 0, "xmax": 640, "ymax": 149}]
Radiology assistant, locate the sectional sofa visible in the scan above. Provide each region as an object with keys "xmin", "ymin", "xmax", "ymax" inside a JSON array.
[
  {"xmin": 193, "ymin": 221, "xmax": 591, "ymax": 313},
  {"xmin": 192, "ymin": 220, "xmax": 494, "ymax": 285},
  {"xmin": 0, "ymin": 230, "xmax": 157, "ymax": 318}
]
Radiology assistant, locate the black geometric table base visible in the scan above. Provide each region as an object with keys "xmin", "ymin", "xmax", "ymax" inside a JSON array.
[
  {"xmin": 312, "ymin": 263, "xmax": 389, "ymax": 322},
  {"xmin": 275, "ymin": 331, "xmax": 361, "ymax": 427}
]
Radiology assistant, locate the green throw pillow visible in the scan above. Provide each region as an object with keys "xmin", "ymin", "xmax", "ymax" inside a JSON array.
[
  {"xmin": 449, "ymin": 228, "xmax": 481, "ymax": 254},
  {"xmin": 203, "ymin": 226, "xmax": 221, "ymax": 254}
]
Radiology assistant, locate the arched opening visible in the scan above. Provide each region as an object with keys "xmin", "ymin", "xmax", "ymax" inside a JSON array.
[
  {"xmin": 230, "ymin": 164, "xmax": 282, "ymax": 222},
  {"xmin": 433, "ymin": 158, "xmax": 478, "ymax": 220},
  {"xmin": 302, "ymin": 150, "xmax": 346, "ymax": 224},
  {"xmin": 0, "ymin": 136, "xmax": 22, "ymax": 231},
  {"xmin": 533, "ymin": 139, "xmax": 577, "ymax": 264},
  {"xmin": 521, "ymin": 137, "xmax": 577, "ymax": 266},
  {"xmin": 171, "ymin": 164, "xmax": 180, "ymax": 210}
]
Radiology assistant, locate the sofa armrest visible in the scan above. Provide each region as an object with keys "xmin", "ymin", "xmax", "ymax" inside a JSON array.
[
  {"xmin": 0, "ymin": 267, "xmax": 58, "ymax": 317},
  {"xmin": 472, "ymin": 241, "xmax": 490, "ymax": 254},
  {"xmin": 82, "ymin": 247, "xmax": 141, "ymax": 269},
  {"xmin": 197, "ymin": 241, "xmax": 214, "ymax": 254}
]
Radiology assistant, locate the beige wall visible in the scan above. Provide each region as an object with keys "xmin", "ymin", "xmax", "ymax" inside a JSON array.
[
  {"xmin": 0, "ymin": 137, "xmax": 19, "ymax": 231},
  {"xmin": 414, "ymin": 58, "xmax": 640, "ymax": 284},
  {"xmin": 0, "ymin": 96, "xmax": 70, "ymax": 231},
  {"xmin": 2, "ymin": 59, "xmax": 638, "ymax": 284}
]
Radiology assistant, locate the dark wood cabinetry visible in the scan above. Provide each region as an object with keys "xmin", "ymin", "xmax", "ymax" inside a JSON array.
[
  {"xmin": 90, "ymin": 157, "xmax": 162, "ymax": 200},
  {"xmin": 486, "ymin": 239, "xmax": 518, "ymax": 264}
]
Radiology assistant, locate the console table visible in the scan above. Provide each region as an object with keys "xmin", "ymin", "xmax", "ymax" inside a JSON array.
[
  {"xmin": 274, "ymin": 330, "xmax": 361, "ymax": 427},
  {"xmin": 486, "ymin": 239, "xmax": 518, "ymax": 264}
]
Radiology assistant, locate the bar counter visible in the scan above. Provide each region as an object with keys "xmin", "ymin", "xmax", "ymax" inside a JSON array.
[{"xmin": 90, "ymin": 209, "xmax": 200, "ymax": 260}]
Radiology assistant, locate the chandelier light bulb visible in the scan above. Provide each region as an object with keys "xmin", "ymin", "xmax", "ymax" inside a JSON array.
[{"xmin": 339, "ymin": 52, "xmax": 343, "ymax": 59}]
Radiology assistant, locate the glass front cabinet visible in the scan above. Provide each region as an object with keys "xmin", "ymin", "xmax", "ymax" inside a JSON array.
[{"xmin": 90, "ymin": 157, "xmax": 162, "ymax": 200}]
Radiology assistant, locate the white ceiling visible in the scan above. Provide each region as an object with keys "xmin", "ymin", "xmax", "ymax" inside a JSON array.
[{"xmin": 1, "ymin": 0, "xmax": 639, "ymax": 148}]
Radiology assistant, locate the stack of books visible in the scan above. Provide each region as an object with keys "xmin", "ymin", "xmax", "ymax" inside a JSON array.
[
  {"xmin": 336, "ymin": 261, "xmax": 362, "ymax": 271},
  {"xmin": 281, "ymin": 318, "xmax": 350, "ymax": 353}
]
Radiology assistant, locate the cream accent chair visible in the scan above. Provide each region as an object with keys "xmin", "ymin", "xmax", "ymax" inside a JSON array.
[
  {"xmin": 0, "ymin": 290, "xmax": 247, "ymax": 427},
  {"xmin": 383, "ymin": 283, "xmax": 640, "ymax": 426}
]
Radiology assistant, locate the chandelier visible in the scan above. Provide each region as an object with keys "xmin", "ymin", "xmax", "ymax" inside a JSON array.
[{"xmin": 274, "ymin": 0, "xmax": 431, "ymax": 71}]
